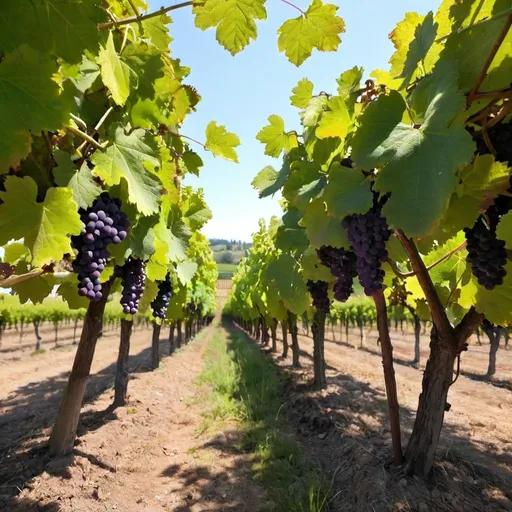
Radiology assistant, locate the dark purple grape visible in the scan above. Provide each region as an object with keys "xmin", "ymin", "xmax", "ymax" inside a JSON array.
[
  {"xmin": 151, "ymin": 273, "xmax": 173, "ymax": 319},
  {"xmin": 119, "ymin": 257, "xmax": 146, "ymax": 315},
  {"xmin": 307, "ymin": 280, "xmax": 330, "ymax": 314},
  {"xmin": 316, "ymin": 246, "xmax": 357, "ymax": 303}
]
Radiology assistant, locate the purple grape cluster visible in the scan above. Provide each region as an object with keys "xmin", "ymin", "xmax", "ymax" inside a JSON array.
[
  {"xmin": 307, "ymin": 280, "xmax": 330, "ymax": 314},
  {"xmin": 151, "ymin": 274, "xmax": 172, "ymax": 319},
  {"xmin": 120, "ymin": 258, "xmax": 146, "ymax": 314},
  {"xmin": 342, "ymin": 206, "xmax": 391, "ymax": 296},
  {"xmin": 464, "ymin": 219, "xmax": 507, "ymax": 290},
  {"xmin": 72, "ymin": 193, "xmax": 130, "ymax": 302},
  {"xmin": 316, "ymin": 246, "xmax": 357, "ymax": 302}
]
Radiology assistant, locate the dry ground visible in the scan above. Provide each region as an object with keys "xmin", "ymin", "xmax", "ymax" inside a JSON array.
[{"xmin": 0, "ymin": 317, "xmax": 511, "ymax": 511}]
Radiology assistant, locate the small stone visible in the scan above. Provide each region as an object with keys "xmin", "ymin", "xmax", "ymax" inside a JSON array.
[
  {"xmin": 92, "ymin": 487, "xmax": 103, "ymax": 501},
  {"xmin": 431, "ymin": 488, "xmax": 442, "ymax": 500},
  {"xmin": 399, "ymin": 478, "xmax": 408, "ymax": 488},
  {"xmin": 318, "ymin": 432, "xmax": 328, "ymax": 440}
]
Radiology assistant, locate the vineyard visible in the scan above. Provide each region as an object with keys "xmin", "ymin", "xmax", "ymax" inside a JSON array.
[{"xmin": 1, "ymin": 0, "xmax": 512, "ymax": 510}]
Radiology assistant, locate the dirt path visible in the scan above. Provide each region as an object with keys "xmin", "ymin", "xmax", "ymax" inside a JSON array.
[{"xmin": 1, "ymin": 322, "xmax": 267, "ymax": 511}]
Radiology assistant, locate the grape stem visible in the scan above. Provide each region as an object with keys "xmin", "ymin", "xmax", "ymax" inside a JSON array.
[
  {"xmin": 467, "ymin": 13, "xmax": 512, "ymax": 106},
  {"xmin": 67, "ymin": 125, "xmax": 107, "ymax": 152},
  {"xmin": 168, "ymin": 131, "xmax": 206, "ymax": 150},
  {"xmin": 126, "ymin": 0, "xmax": 144, "ymax": 33},
  {"xmin": 98, "ymin": 1, "xmax": 195, "ymax": 30},
  {"xmin": 77, "ymin": 107, "xmax": 114, "ymax": 157},
  {"xmin": 386, "ymin": 240, "xmax": 467, "ymax": 279},
  {"xmin": 0, "ymin": 269, "xmax": 71, "ymax": 288},
  {"xmin": 280, "ymin": 0, "xmax": 305, "ymax": 15}
]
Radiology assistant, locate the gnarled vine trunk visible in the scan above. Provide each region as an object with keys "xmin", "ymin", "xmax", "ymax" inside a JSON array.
[
  {"xmin": 288, "ymin": 312, "xmax": 300, "ymax": 368},
  {"xmin": 168, "ymin": 322, "xmax": 175, "ymax": 355},
  {"xmin": 176, "ymin": 319, "xmax": 183, "ymax": 349},
  {"xmin": 485, "ymin": 326, "xmax": 502, "ymax": 379},
  {"xmin": 312, "ymin": 309, "xmax": 326, "ymax": 387},
  {"xmin": 281, "ymin": 320, "xmax": 288, "ymax": 359},
  {"xmin": 49, "ymin": 279, "xmax": 113, "ymax": 456},
  {"xmin": 34, "ymin": 321, "xmax": 42, "ymax": 351},
  {"xmin": 151, "ymin": 322, "xmax": 161, "ymax": 370},
  {"xmin": 113, "ymin": 318, "xmax": 132, "ymax": 408},
  {"xmin": 413, "ymin": 314, "xmax": 421, "ymax": 366},
  {"xmin": 270, "ymin": 319, "xmax": 277, "ymax": 353},
  {"xmin": 404, "ymin": 327, "xmax": 456, "ymax": 476}
]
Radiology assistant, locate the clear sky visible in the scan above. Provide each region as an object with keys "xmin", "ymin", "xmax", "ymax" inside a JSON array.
[{"xmin": 148, "ymin": 0, "xmax": 441, "ymax": 242}]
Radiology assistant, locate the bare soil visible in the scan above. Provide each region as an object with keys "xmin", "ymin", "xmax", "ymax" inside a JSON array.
[{"xmin": 0, "ymin": 318, "xmax": 511, "ymax": 511}]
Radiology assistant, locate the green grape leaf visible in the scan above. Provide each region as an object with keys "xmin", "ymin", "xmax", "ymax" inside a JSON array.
[
  {"xmin": 352, "ymin": 66, "xmax": 475, "ymax": 236},
  {"xmin": 459, "ymin": 262, "xmax": 512, "ymax": 326},
  {"xmin": 158, "ymin": 204, "xmax": 191, "ymax": 263},
  {"xmin": 205, "ymin": 121, "xmax": 240, "ymax": 162},
  {"xmin": 301, "ymin": 199, "xmax": 349, "ymax": 249},
  {"xmin": 291, "ymin": 78, "xmax": 314, "ymax": 108},
  {"xmin": 256, "ymin": 115, "xmax": 298, "ymax": 158},
  {"xmin": 182, "ymin": 190, "xmax": 213, "ymax": 231},
  {"xmin": 389, "ymin": 12, "xmax": 424, "ymax": 81},
  {"xmin": 130, "ymin": 215, "xmax": 158, "ymax": 260},
  {"xmin": 140, "ymin": 14, "xmax": 173, "ymax": 52},
  {"xmin": 0, "ymin": 0, "xmax": 105, "ymax": 64},
  {"xmin": 282, "ymin": 161, "xmax": 326, "ymax": 211},
  {"xmin": 182, "ymin": 150, "xmax": 204, "ymax": 177},
  {"xmin": 301, "ymin": 95, "xmax": 328, "ymax": 127},
  {"xmin": 0, "ymin": 130, "xmax": 32, "ymax": 174},
  {"xmin": 497, "ymin": 212, "xmax": 512, "ymax": 249},
  {"xmin": 0, "ymin": 45, "xmax": 73, "ymax": 143},
  {"xmin": 303, "ymin": 127, "xmax": 343, "ymax": 171},
  {"xmin": 301, "ymin": 246, "xmax": 335, "ymax": 283},
  {"xmin": 139, "ymin": 279, "xmax": 159, "ymax": 314},
  {"xmin": 336, "ymin": 66, "xmax": 363, "ymax": 99},
  {"xmin": 166, "ymin": 284, "xmax": 187, "ymax": 320},
  {"xmin": 53, "ymin": 151, "xmax": 101, "ymax": 209},
  {"xmin": 131, "ymin": 98, "xmax": 167, "ymax": 129},
  {"xmin": 146, "ymin": 239, "xmax": 169, "ymax": 281},
  {"xmin": 193, "ymin": 0, "xmax": 266, "ymax": 55},
  {"xmin": 18, "ymin": 135, "xmax": 55, "ymax": 198},
  {"xmin": 3, "ymin": 243, "xmax": 30, "ymax": 265},
  {"xmin": 315, "ymin": 96, "xmax": 352, "ymax": 139},
  {"xmin": 398, "ymin": 12, "xmax": 437, "ymax": 85},
  {"xmin": 277, "ymin": 0, "xmax": 345, "ymax": 66},
  {"xmin": 91, "ymin": 125, "xmax": 162, "ymax": 215},
  {"xmin": 0, "ymin": 177, "xmax": 82, "ymax": 267},
  {"xmin": 67, "ymin": 56, "xmax": 101, "ymax": 93},
  {"xmin": 252, "ymin": 166, "xmax": 280, "ymax": 198},
  {"xmin": 323, "ymin": 163, "xmax": 373, "ymax": 220},
  {"xmin": 57, "ymin": 281, "xmax": 89, "ymax": 310},
  {"xmin": 275, "ymin": 224, "xmax": 309, "ymax": 255},
  {"xmin": 97, "ymin": 32, "xmax": 133, "ymax": 106},
  {"xmin": 176, "ymin": 260, "xmax": 198, "ymax": 285},
  {"xmin": 264, "ymin": 254, "xmax": 310, "ymax": 315},
  {"xmin": 12, "ymin": 264, "xmax": 54, "ymax": 304}
]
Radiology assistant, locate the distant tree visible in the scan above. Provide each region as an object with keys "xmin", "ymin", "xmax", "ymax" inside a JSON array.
[
  {"xmin": 226, "ymin": 243, "xmax": 233, "ymax": 251},
  {"xmin": 220, "ymin": 252, "xmax": 234, "ymax": 264}
]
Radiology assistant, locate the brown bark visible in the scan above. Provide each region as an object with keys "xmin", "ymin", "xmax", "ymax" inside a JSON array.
[
  {"xmin": 113, "ymin": 318, "xmax": 132, "ymax": 408},
  {"xmin": 312, "ymin": 309, "xmax": 326, "ymax": 387},
  {"xmin": 484, "ymin": 325, "xmax": 502, "ymax": 379},
  {"xmin": 404, "ymin": 327, "xmax": 456, "ymax": 476},
  {"xmin": 49, "ymin": 279, "xmax": 113, "ymax": 456},
  {"xmin": 373, "ymin": 290, "xmax": 403, "ymax": 465},
  {"xmin": 288, "ymin": 311, "xmax": 300, "ymax": 368},
  {"xmin": 413, "ymin": 314, "xmax": 421, "ymax": 365},
  {"xmin": 168, "ymin": 322, "xmax": 175, "ymax": 355},
  {"xmin": 281, "ymin": 320, "xmax": 288, "ymax": 359},
  {"xmin": 151, "ymin": 322, "xmax": 161, "ymax": 370},
  {"xmin": 176, "ymin": 319, "xmax": 182, "ymax": 349},
  {"xmin": 270, "ymin": 319, "xmax": 277, "ymax": 353},
  {"xmin": 34, "ymin": 321, "xmax": 42, "ymax": 351}
]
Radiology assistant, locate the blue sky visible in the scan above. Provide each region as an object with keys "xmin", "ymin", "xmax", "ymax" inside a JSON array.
[{"xmin": 149, "ymin": 0, "xmax": 440, "ymax": 241}]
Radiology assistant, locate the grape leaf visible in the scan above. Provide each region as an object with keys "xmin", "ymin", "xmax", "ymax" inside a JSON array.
[
  {"xmin": 0, "ymin": 177, "xmax": 82, "ymax": 267},
  {"xmin": 301, "ymin": 199, "xmax": 349, "ymax": 249},
  {"xmin": 0, "ymin": 130, "xmax": 32, "ymax": 174},
  {"xmin": 130, "ymin": 215, "xmax": 158, "ymax": 260},
  {"xmin": 291, "ymin": 78, "xmax": 314, "ymax": 108},
  {"xmin": 131, "ymin": 98, "xmax": 167, "ymax": 129},
  {"xmin": 0, "ymin": 45, "xmax": 73, "ymax": 142},
  {"xmin": 256, "ymin": 115, "xmax": 298, "ymax": 158},
  {"xmin": 252, "ymin": 166, "xmax": 280, "ymax": 198},
  {"xmin": 459, "ymin": 262, "xmax": 512, "ymax": 326},
  {"xmin": 282, "ymin": 161, "xmax": 326, "ymax": 211},
  {"xmin": 53, "ymin": 151, "xmax": 101, "ymax": 209},
  {"xmin": 97, "ymin": 32, "xmax": 133, "ymax": 106},
  {"xmin": 352, "ymin": 67, "xmax": 475, "ymax": 237},
  {"xmin": 91, "ymin": 125, "xmax": 162, "ymax": 215},
  {"xmin": 370, "ymin": 68, "xmax": 402, "ymax": 90},
  {"xmin": 57, "ymin": 280, "xmax": 89, "ymax": 310},
  {"xmin": 67, "ymin": 56, "xmax": 101, "ymax": 93},
  {"xmin": 389, "ymin": 12, "xmax": 424, "ymax": 81},
  {"xmin": 193, "ymin": 0, "xmax": 267, "ymax": 55},
  {"xmin": 323, "ymin": 163, "xmax": 373, "ymax": 220},
  {"xmin": 264, "ymin": 254, "xmax": 310, "ymax": 315},
  {"xmin": 182, "ymin": 189, "xmax": 213, "ymax": 231},
  {"xmin": 12, "ymin": 263, "xmax": 54, "ymax": 304},
  {"xmin": 3, "ymin": 243, "xmax": 30, "ymax": 265},
  {"xmin": 315, "ymin": 96, "xmax": 352, "ymax": 139},
  {"xmin": 301, "ymin": 246, "xmax": 335, "ymax": 283},
  {"xmin": 336, "ymin": 66, "xmax": 363, "ymax": 99},
  {"xmin": 18, "ymin": 135, "xmax": 55, "ymax": 199},
  {"xmin": 166, "ymin": 284, "xmax": 187, "ymax": 320},
  {"xmin": 139, "ymin": 279, "xmax": 159, "ymax": 314},
  {"xmin": 398, "ymin": 12, "xmax": 437, "ymax": 86},
  {"xmin": 157, "ymin": 204, "xmax": 191, "ymax": 263},
  {"xmin": 277, "ymin": 0, "xmax": 345, "ymax": 66},
  {"xmin": 140, "ymin": 14, "xmax": 173, "ymax": 52},
  {"xmin": 176, "ymin": 260, "xmax": 198, "ymax": 285},
  {"xmin": 182, "ymin": 150, "xmax": 204, "ymax": 176},
  {"xmin": 497, "ymin": 212, "xmax": 512, "ymax": 249},
  {"xmin": 205, "ymin": 121, "xmax": 240, "ymax": 162},
  {"xmin": 146, "ymin": 239, "xmax": 169, "ymax": 281},
  {"xmin": 301, "ymin": 95, "xmax": 329, "ymax": 127},
  {"xmin": 0, "ymin": 0, "xmax": 105, "ymax": 64}
]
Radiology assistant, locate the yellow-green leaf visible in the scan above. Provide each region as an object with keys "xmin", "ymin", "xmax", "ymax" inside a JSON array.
[
  {"xmin": 256, "ymin": 115, "xmax": 298, "ymax": 158},
  {"xmin": 205, "ymin": 121, "xmax": 240, "ymax": 162},
  {"xmin": 290, "ymin": 78, "xmax": 314, "ymax": 108}
]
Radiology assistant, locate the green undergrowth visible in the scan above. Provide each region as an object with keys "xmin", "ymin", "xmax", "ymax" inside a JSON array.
[{"xmin": 197, "ymin": 322, "xmax": 330, "ymax": 511}]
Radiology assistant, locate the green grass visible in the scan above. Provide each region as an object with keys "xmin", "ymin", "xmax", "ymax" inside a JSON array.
[
  {"xmin": 197, "ymin": 323, "xmax": 330, "ymax": 511},
  {"xmin": 216, "ymin": 263, "xmax": 237, "ymax": 279}
]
